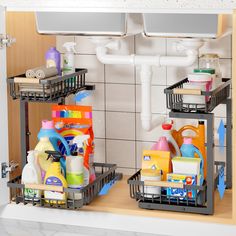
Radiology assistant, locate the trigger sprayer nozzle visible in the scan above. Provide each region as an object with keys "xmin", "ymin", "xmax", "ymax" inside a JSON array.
[{"xmin": 63, "ymin": 42, "xmax": 76, "ymax": 53}]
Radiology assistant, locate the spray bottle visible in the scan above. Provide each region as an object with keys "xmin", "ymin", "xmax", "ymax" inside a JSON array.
[
  {"xmin": 73, "ymin": 135, "xmax": 95, "ymax": 186},
  {"xmin": 63, "ymin": 42, "xmax": 77, "ymax": 75}
]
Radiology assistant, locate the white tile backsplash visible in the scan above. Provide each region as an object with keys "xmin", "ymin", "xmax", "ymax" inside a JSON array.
[
  {"xmin": 106, "ymin": 64, "xmax": 135, "ymax": 84},
  {"xmin": 57, "ymin": 34, "xmax": 231, "ymax": 171},
  {"xmin": 75, "ymin": 36, "xmax": 96, "ymax": 54},
  {"xmin": 93, "ymin": 111, "xmax": 105, "ymax": 138},
  {"xmin": 106, "ymin": 139, "xmax": 135, "ymax": 168},
  {"xmin": 75, "ymin": 55, "xmax": 104, "ymax": 83},
  {"xmin": 106, "ymin": 112, "xmax": 135, "ymax": 140},
  {"xmin": 78, "ymin": 83, "xmax": 105, "ymax": 110},
  {"xmin": 106, "ymin": 84, "xmax": 135, "ymax": 112},
  {"xmin": 94, "ymin": 139, "xmax": 106, "ymax": 163}
]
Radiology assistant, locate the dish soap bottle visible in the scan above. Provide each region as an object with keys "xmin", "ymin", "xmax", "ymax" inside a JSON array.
[
  {"xmin": 45, "ymin": 47, "xmax": 61, "ymax": 75},
  {"xmin": 37, "ymin": 120, "xmax": 71, "ymax": 176},
  {"xmin": 35, "ymin": 136, "xmax": 55, "ymax": 181},
  {"xmin": 62, "ymin": 42, "xmax": 76, "ymax": 75},
  {"xmin": 21, "ymin": 150, "xmax": 42, "ymax": 200},
  {"xmin": 44, "ymin": 150, "xmax": 68, "ymax": 204}
]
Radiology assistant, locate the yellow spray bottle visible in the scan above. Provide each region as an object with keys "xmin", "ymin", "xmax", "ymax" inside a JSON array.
[{"xmin": 44, "ymin": 151, "xmax": 68, "ymax": 204}]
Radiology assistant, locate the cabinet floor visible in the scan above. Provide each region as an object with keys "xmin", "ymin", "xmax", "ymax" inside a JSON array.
[{"xmin": 0, "ymin": 218, "xmax": 162, "ymax": 236}]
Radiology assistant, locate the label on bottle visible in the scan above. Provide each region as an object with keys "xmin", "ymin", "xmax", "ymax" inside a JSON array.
[
  {"xmin": 24, "ymin": 188, "xmax": 39, "ymax": 200},
  {"xmin": 45, "ymin": 176, "xmax": 65, "ymax": 201},
  {"xmin": 66, "ymin": 172, "xmax": 83, "ymax": 188}
]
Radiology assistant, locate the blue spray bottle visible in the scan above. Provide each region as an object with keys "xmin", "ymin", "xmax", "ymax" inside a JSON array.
[
  {"xmin": 37, "ymin": 120, "xmax": 70, "ymax": 175},
  {"xmin": 180, "ymin": 137, "xmax": 204, "ymax": 184}
]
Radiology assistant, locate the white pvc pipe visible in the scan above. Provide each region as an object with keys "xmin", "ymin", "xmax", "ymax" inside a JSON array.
[
  {"xmin": 140, "ymin": 65, "xmax": 165, "ymax": 131},
  {"xmin": 95, "ymin": 39, "xmax": 202, "ymax": 131}
]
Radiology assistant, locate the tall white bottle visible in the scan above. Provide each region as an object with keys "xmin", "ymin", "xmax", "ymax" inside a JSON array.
[
  {"xmin": 62, "ymin": 42, "xmax": 76, "ymax": 75},
  {"xmin": 21, "ymin": 150, "xmax": 42, "ymax": 200}
]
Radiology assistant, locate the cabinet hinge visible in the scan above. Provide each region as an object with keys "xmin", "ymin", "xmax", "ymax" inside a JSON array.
[
  {"xmin": 1, "ymin": 161, "xmax": 19, "ymax": 178},
  {"xmin": 0, "ymin": 34, "xmax": 16, "ymax": 48}
]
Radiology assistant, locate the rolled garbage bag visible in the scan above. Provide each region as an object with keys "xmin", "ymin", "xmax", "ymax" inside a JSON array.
[
  {"xmin": 25, "ymin": 66, "xmax": 46, "ymax": 78},
  {"xmin": 25, "ymin": 69, "xmax": 36, "ymax": 78},
  {"xmin": 35, "ymin": 66, "xmax": 58, "ymax": 79}
]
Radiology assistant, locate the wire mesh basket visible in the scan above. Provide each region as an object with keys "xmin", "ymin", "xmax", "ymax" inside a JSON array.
[
  {"xmin": 8, "ymin": 163, "xmax": 121, "ymax": 210},
  {"xmin": 128, "ymin": 161, "xmax": 225, "ymax": 214},
  {"xmin": 8, "ymin": 68, "xmax": 94, "ymax": 102},
  {"xmin": 164, "ymin": 78, "xmax": 231, "ymax": 113}
]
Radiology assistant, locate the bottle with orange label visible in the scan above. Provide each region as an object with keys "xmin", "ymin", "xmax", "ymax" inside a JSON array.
[{"xmin": 171, "ymin": 121, "xmax": 206, "ymax": 178}]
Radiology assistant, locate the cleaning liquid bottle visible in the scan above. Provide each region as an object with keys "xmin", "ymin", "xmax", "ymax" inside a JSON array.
[
  {"xmin": 37, "ymin": 120, "xmax": 70, "ymax": 175},
  {"xmin": 44, "ymin": 150, "xmax": 68, "ymax": 204},
  {"xmin": 151, "ymin": 136, "xmax": 170, "ymax": 152},
  {"xmin": 180, "ymin": 137, "xmax": 204, "ymax": 181},
  {"xmin": 152, "ymin": 122, "xmax": 181, "ymax": 157},
  {"xmin": 63, "ymin": 42, "xmax": 76, "ymax": 75},
  {"xmin": 45, "ymin": 47, "xmax": 61, "ymax": 75},
  {"xmin": 34, "ymin": 137, "xmax": 55, "ymax": 181},
  {"xmin": 21, "ymin": 150, "xmax": 42, "ymax": 200},
  {"xmin": 73, "ymin": 134, "xmax": 95, "ymax": 186}
]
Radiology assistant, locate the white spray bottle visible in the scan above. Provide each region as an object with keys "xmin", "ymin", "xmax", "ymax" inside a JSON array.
[
  {"xmin": 62, "ymin": 42, "xmax": 77, "ymax": 75},
  {"xmin": 73, "ymin": 135, "xmax": 95, "ymax": 186},
  {"xmin": 21, "ymin": 150, "xmax": 42, "ymax": 200}
]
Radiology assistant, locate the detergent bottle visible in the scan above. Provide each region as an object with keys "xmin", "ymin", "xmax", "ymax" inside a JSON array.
[
  {"xmin": 151, "ymin": 136, "xmax": 170, "ymax": 152},
  {"xmin": 45, "ymin": 47, "xmax": 61, "ymax": 75},
  {"xmin": 180, "ymin": 137, "xmax": 204, "ymax": 184},
  {"xmin": 152, "ymin": 122, "xmax": 181, "ymax": 157},
  {"xmin": 21, "ymin": 150, "xmax": 42, "ymax": 200},
  {"xmin": 44, "ymin": 150, "xmax": 68, "ymax": 204},
  {"xmin": 73, "ymin": 134, "xmax": 95, "ymax": 185},
  {"xmin": 37, "ymin": 120, "xmax": 70, "ymax": 175},
  {"xmin": 35, "ymin": 137, "xmax": 55, "ymax": 181},
  {"xmin": 171, "ymin": 121, "xmax": 206, "ymax": 178},
  {"xmin": 63, "ymin": 42, "xmax": 76, "ymax": 75}
]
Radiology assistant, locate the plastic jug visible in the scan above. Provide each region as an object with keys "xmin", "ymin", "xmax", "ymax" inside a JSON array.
[
  {"xmin": 151, "ymin": 136, "xmax": 170, "ymax": 152},
  {"xmin": 180, "ymin": 137, "xmax": 204, "ymax": 182},
  {"xmin": 37, "ymin": 120, "xmax": 71, "ymax": 175},
  {"xmin": 171, "ymin": 121, "xmax": 206, "ymax": 178},
  {"xmin": 152, "ymin": 122, "xmax": 181, "ymax": 157}
]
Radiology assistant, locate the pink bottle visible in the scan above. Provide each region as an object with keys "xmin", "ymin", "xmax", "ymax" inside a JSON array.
[{"xmin": 151, "ymin": 136, "xmax": 170, "ymax": 152}]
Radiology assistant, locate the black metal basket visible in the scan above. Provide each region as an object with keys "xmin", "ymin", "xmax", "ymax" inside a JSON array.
[
  {"xmin": 8, "ymin": 163, "xmax": 122, "ymax": 210},
  {"xmin": 8, "ymin": 68, "xmax": 94, "ymax": 102},
  {"xmin": 127, "ymin": 161, "xmax": 224, "ymax": 215},
  {"xmin": 164, "ymin": 78, "xmax": 231, "ymax": 113}
]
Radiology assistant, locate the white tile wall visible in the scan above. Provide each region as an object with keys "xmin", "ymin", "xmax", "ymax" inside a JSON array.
[{"xmin": 57, "ymin": 33, "xmax": 231, "ymax": 175}]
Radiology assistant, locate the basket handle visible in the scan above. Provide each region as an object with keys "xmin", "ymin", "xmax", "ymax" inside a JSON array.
[
  {"xmin": 173, "ymin": 88, "xmax": 202, "ymax": 95},
  {"xmin": 25, "ymin": 183, "xmax": 64, "ymax": 192},
  {"xmin": 144, "ymin": 180, "xmax": 184, "ymax": 189}
]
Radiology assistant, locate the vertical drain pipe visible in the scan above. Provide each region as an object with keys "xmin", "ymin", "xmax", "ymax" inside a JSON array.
[{"xmin": 140, "ymin": 65, "xmax": 165, "ymax": 131}]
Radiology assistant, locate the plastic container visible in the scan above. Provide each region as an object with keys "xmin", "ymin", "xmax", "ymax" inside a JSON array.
[
  {"xmin": 44, "ymin": 151, "xmax": 68, "ymax": 204},
  {"xmin": 152, "ymin": 123, "xmax": 181, "ymax": 157},
  {"xmin": 46, "ymin": 47, "xmax": 61, "ymax": 75},
  {"xmin": 38, "ymin": 120, "xmax": 70, "ymax": 175},
  {"xmin": 63, "ymin": 42, "xmax": 77, "ymax": 75},
  {"xmin": 183, "ymin": 73, "xmax": 212, "ymax": 105},
  {"xmin": 151, "ymin": 136, "xmax": 170, "ymax": 152},
  {"xmin": 34, "ymin": 137, "xmax": 55, "ymax": 181},
  {"xmin": 21, "ymin": 150, "xmax": 42, "ymax": 200},
  {"xmin": 141, "ymin": 169, "xmax": 162, "ymax": 198}
]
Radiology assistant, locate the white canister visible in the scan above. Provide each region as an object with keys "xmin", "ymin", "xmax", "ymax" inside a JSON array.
[
  {"xmin": 183, "ymin": 73, "xmax": 212, "ymax": 106},
  {"xmin": 141, "ymin": 169, "xmax": 162, "ymax": 198},
  {"xmin": 66, "ymin": 155, "xmax": 84, "ymax": 200}
]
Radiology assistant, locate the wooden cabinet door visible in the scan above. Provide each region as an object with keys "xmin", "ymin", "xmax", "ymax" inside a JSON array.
[{"xmin": 6, "ymin": 12, "xmax": 56, "ymax": 177}]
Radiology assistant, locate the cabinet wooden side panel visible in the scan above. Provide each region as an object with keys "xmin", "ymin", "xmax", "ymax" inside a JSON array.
[
  {"xmin": 232, "ymin": 10, "xmax": 236, "ymax": 224},
  {"xmin": 6, "ymin": 12, "xmax": 56, "ymax": 177}
]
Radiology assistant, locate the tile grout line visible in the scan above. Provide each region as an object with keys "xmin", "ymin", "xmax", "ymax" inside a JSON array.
[{"xmin": 134, "ymin": 35, "xmax": 137, "ymax": 172}]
